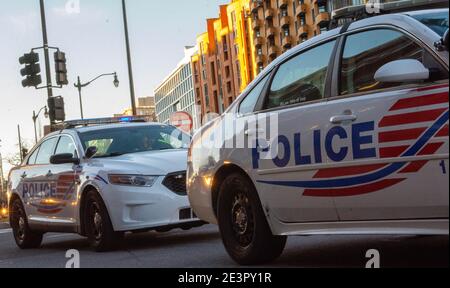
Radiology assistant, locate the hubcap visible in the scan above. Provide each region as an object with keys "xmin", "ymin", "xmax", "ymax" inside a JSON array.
[
  {"xmin": 17, "ymin": 215, "xmax": 25, "ymax": 241},
  {"xmin": 90, "ymin": 202, "xmax": 103, "ymax": 241},
  {"xmin": 231, "ymin": 193, "xmax": 254, "ymax": 247}
]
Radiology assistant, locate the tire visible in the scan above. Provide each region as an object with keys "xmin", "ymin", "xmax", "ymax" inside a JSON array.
[
  {"xmin": 10, "ymin": 198, "xmax": 43, "ymax": 249},
  {"xmin": 217, "ymin": 173, "xmax": 287, "ymax": 265},
  {"xmin": 84, "ymin": 190, "xmax": 123, "ymax": 252}
]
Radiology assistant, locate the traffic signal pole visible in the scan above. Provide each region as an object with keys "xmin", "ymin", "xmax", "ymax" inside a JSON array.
[{"xmin": 39, "ymin": 0, "xmax": 54, "ymax": 124}]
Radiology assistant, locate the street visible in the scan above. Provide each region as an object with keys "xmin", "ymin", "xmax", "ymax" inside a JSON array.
[{"xmin": 0, "ymin": 223, "xmax": 447, "ymax": 268}]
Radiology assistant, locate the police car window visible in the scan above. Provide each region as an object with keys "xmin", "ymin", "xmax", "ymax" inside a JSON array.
[
  {"xmin": 35, "ymin": 137, "xmax": 58, "ymax": 165},
  {"xmin": 55, "ymin": 136, "xmax": 78, "ymax": 158},
  {"xmin": 411, "ymin": 11, "xmax": 449, "ymax": 37},
  {"xmin": 239, "ymin": 74, "xmax": 270, "ymax": 115},
  {"xmin": 340, "ymin": 29, "xmax": 447, "ymax": 95},
  {"xmin": 79, "ymin": 125, "xmax": 190, "ymax": 158},
  {"xmin": 265, "ymin": 40, "xmax": 336, "ymax": 110},
  {"xmin": 27, "ymin": 147, "xmax": 40, "ymax": 165}
]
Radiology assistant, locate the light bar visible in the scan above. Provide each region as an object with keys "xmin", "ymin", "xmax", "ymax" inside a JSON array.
[
  {"xmin": 64, "ymin": 116, "xmax": 147, "ymax": 129},
  {"xmin": 331, "ymin": 0, "xmax": 448, "ymax": 27}
]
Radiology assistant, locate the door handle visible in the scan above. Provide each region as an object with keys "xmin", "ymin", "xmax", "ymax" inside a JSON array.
[
  {"xmin": 21, "ymin": 172, "xmax": 27, "ymax": 179},
  {"xmin": 330, "ymin": 114, "xmax": 357, "ymax": 125},
  {"xmin": 244, "ymin": 129, "xmax": 265, "ymax": 137},
  {"xmin": 46, "ymin": 171, "xmax": 54, "ymax": 178}
]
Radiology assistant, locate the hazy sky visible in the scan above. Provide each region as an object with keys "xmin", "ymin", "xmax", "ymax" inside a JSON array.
[{"xmin": 0, "ymin": 0, "xmax": 228, "ymax": 176}]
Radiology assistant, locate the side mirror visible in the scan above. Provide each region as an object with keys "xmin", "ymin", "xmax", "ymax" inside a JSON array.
[
  {"xmin": 85, "ymin": 146, "xmax": 98, "ymax": 159},
  {"xmin": 374, "ymin": 59, "xmax": 429, "ymax": 83},
  {"xmin": 50, "ymin": 153, "xmax": 80, "ymax": 165}
]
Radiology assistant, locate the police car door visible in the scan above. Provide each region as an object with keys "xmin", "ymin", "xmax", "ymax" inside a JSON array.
[
  {"xmin": 49, "ymin": 135, "xmax": 80, "ymax": 225},
  {"xmin": 253, "ymin": 39, "xmax": 340, "ymax": 223},
  {"xmin": 325, "ymin": 28, "xmax": 449, "ymax": 221},
  {"xmin": 25, "ymin": 136, "xmax": 60, "ymax": 223}
]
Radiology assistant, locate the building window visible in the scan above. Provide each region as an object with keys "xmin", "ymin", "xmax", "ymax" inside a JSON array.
[{"xmin": 283, "ymin": 27, "xmax": 290, "ymax": 37}]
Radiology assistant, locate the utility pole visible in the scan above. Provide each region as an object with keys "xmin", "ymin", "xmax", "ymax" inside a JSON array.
[
  {"xmin": 122, "ymin": 0, "xmax": 137, "ymax": 116},
  {"xmin": 39, "ymin": 0, "xmax": 54, "ymax": 124},
  {"xmin": 18, "ymin": 125, "xmax": 23, "ymax": 163}
]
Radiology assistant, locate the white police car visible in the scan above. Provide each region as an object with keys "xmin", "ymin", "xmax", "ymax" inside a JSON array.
[
  {"xmin": 188, "ymin": 8, "xmax": 449, "ymax": 264},
  {"xmin": 8, "ymin": 117, "xmax": 203, "ymax": 251}
]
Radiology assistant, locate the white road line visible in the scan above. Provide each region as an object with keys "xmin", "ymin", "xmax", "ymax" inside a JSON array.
[{"xmin": 0, "ymin": 229, "xmax": 12, "ymax": 235}]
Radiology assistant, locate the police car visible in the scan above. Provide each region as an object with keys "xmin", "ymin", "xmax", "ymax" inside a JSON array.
[
  {"xmin": 187, "ymin": 8, "xmax": 449, "ymax": 265},
  {"xmin": 8, "ymin": 117, "xmax": 203, "ymax": 251}
]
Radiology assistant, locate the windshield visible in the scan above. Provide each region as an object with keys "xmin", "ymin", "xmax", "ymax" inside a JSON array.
[
  {"xmin": 79, "ymin": 125, "xmax": 191, "ymax": 158},
  {"xmin": 411, "ymin": 11, "xmax": 449, "ymax": 37}
]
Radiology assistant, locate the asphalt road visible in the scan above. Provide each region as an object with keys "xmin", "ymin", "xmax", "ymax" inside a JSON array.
[{"xmin": 0, "ymin": 223, "xmax": 447, "ymax": 268}]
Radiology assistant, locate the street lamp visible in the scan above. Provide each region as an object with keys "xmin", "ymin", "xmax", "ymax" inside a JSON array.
[
  {"xmin": 74, "ymin": 72, "xmax": 119, "ymax": 119},
  {"xmin": 32, "ymin": 106, "xmax": 49, "ymax": 144}
]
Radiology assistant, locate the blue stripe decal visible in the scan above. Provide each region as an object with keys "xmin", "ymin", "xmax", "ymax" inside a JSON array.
[
  {"xmin": 258, "ymin": 110, "xmax": 448, "ymax": 189},
  {"xmin": 95, "ymin": 175, "xmax": 109, "ymax": 184}
]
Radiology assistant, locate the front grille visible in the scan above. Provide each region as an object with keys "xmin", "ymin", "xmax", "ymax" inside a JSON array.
[{"xmin": 163, "ymin": 171, "xmax": 187, "ymax": 195}]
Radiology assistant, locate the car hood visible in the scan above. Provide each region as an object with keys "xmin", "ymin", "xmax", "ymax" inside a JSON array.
[{"xmin": 89, "ymin": 149, "xmax": 188, "ymax": 176}]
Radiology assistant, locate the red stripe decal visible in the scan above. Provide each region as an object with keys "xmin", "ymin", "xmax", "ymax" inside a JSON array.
[
  {"xmin": 436, "ymin": 124, "xmax": 449, "ymax": 137},
  {"xmin": 314, "ymin": 164, "xmax": 387, "ymax": 179},
  {"xmin": 304, "ymin": 179, "xmax": 406, "ymax": 197},
  {"xmin": 416, "ymin": 84, "xmax": 449, "ymax": 92},
  {"xmin": 418, "ymin": 142, "xmax": 444, "ymax": 156},
  {"xmin": 380, "ymin": 146, "xmax": 409, "ymax": 158},
  {"xmin": 379, "ymin": 127, "xmax": 426, "ymax": 143},
  {"xmin": 390, "ymin": 92, "xmax": 449, "ymax": 111},
  {"xmin": 400, "ymin": 161, "xmax": 428, "ymax": 173},
  {"xmin": 379, "ymin": 108, "xmax": 447, "ymax": 127}
]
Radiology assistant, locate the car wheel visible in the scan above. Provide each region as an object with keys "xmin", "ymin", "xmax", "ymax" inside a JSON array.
[
  {"xmin": 217, "ymin": 173, "xmax": 287, "ymax": 265},
  {"xmin": 10, "ymin": 198, "xmax": 43, "ymax": 249},
  {"xmin": 85, "ymin": 191, "xmax": 123, "ymax": 252}
]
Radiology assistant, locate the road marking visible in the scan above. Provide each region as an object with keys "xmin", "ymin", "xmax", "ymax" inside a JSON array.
[{"xmin": 0, "ymin": 229, "xmax": 12, "ymax": 235}]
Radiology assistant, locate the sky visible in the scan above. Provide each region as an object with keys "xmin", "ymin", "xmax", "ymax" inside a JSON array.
[{"xmin": 0, "ymin": 0, "xmax": 228, "ymax": 176}]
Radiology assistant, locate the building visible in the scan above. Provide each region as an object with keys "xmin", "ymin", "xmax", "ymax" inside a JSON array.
[
  {"xmin": 117, "ymin": 96, "xmax": 157, "ymax": 122},
  {"xmin": 154, "ymin": 46, "xmax": 200, "ymax": 130},
  {"xmin": 191, "ymin": 0, "xmax": 345, "ymax": 116},
  {"xmin": 160, "ymin": 0, "xmax": 369, "ymax": 118},
  {"xmin": 192, "ymin": 2, "xmax": 256, "ymax": 117}
]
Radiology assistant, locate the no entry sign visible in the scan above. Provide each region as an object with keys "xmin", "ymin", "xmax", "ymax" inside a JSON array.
[{"xmin": 170, "ymin": 111, "xmax": 193, "ymax": 133}]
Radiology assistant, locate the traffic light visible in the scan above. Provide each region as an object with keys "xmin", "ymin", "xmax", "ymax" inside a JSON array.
[
  {"xmin": 54, "ymin": 51, "xmax": 68, "ymax": 86},
  {"xmin": 48, "ymin": 96, "xmax": 65, "ymax": 122},
  {"xmin": 19, "ymin": 52, "xmax": 42, "ymax": 88}
]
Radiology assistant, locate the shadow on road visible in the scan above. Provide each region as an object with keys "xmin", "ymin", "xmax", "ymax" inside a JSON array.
[
  {"xmin": 32, "ymin": 227, "xmax": 448, "ymax": 268},
  {"xmin": 276, "ymin": 235, "xmax": 449, "ymax": 268}
]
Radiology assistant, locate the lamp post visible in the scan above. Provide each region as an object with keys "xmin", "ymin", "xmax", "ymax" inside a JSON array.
[
  {"xmin": 32, "ymin": 106, "xmax": 49, "ymax": 144},
  {"xmin": 122, "ymin": 0, "xmax": 137, "ymax": 116},
  {"xmin": 74, "ymin": 72, "xmax": 119, "ymax": 119}
]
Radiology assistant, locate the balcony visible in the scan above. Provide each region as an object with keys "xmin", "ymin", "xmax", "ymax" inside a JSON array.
[
  {"xmin": 316, "ymin": 12, "xmax": 330, "ymax": 28},
  {"xmin": 265, "ymin": 8, "xmax": 274, "ymax": 20},
  {"xmin": 297, "ymin": 24, "xmax": 308, "ymax": 37},
  {"xmin": 256, "ymin": 54, "xmax": 265, "ymax": 65},
  {"xmin": 268, "ymin": 46, "xmax": 278, "ymax": 58},
  {"xmin": 251, "ymin": 0, "xmax": 263, "ymax": 13},
  {"xmin": 279, "ymin": 0, "xmax": 288, "ymax": 9},
  {"xmin": 266, "ymin": 27, "xmax": 276, "ymax": 38},
  {"xmin": 280, "ymin": 16, "xmax": 291, "ymax": 28},
  {"xmin": 252, "ymin": 19, "xmax": 262, "ymax": 30},
  {"xmin": 282, "ymin": 35, "xmax": 293, "ymax": 48},
  {"xmin": 254, "ymin": 36, "xmax": 264, "ymax": 46},
  {"xmin": 296, "ymin": 3, "xmax": 307, "ymax": 17}
]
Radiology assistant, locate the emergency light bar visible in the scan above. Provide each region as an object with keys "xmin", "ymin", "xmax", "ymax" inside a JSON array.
[
  {"xmin": 330, "ymin": 0, "xmax": 449, "ymax": 29},
  {"xmin": 64, "ymin": 116, "xmax": 147, "ymax": 129}
]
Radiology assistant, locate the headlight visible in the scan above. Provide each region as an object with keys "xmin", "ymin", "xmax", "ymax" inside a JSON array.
[{"xmin": 108, "ymin": 175, "xmax": 158, "ymax": 187}]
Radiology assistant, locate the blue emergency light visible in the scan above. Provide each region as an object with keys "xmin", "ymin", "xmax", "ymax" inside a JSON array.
[{"xmin": 64, "ymin": 116, "xmax": 147, "ymax": 129}]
